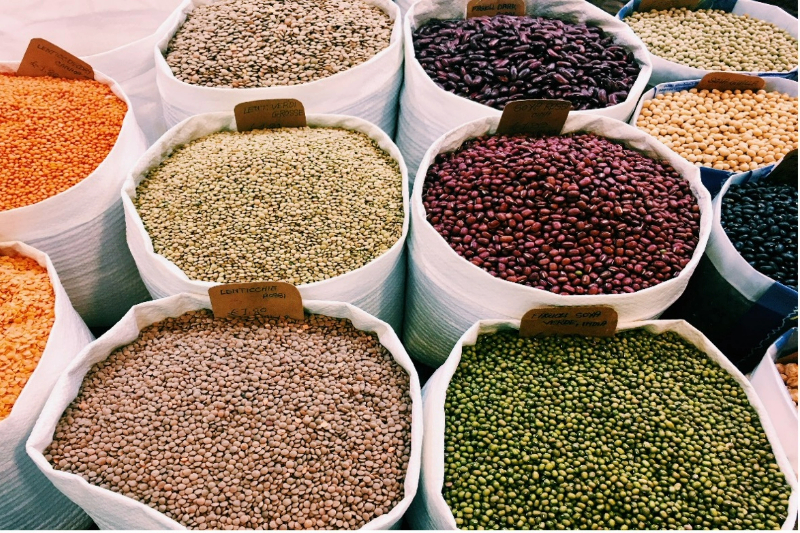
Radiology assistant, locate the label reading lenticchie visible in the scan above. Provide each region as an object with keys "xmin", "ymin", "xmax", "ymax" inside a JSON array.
[
  {"xmin": 466, "ymin": 0, "xmax": 525, "ymax": 18},
  {"xmin": 496, "ymin": 99, "xmax": 572, "ymax": 136},
  {"xmin": 695, "ymin": 72, "xmax": 766, "ymax": 92},
  {"xmin": 637, "ymin": 0, "xmax": 699, "ymax": 11},
  {"xmin": 209, "ymin": 281, "xmax": 304, "ymax": 321},
  {"xmin": 519, "ymin": 306, "xmax": 618, "ymax": 337},
  {"xmin": 234, "ymin": 99, "xmax": 307, "ymax": 132},
  {"xmin": 17, "ymin": 38, "xmax": 94, "ymax": 80}
]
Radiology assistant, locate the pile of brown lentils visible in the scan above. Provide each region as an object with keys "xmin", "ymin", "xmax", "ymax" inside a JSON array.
[{"xmin": 46, "ymin": 310, "xmax": 412, "ymax": 530}]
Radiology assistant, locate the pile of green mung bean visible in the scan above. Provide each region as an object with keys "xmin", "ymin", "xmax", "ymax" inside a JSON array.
[{"xmin": 443, "ymin": 329, "xmax": 792, "ymax": 530}]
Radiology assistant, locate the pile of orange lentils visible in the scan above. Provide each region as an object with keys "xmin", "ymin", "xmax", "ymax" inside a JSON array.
[
  {"xmin": 0, "ymin": 73, "xmax": 127, "ymax": 212},
  {"xmin": 0, "ymin": 253, "xmax": 55, "ymax": 421}
]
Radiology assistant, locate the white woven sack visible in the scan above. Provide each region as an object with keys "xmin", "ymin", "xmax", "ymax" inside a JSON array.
[
  {"xmin": 396, "ymin": 0, "xmax": 653, "ymax": 182},
  {"xmin": 27, "ymin": 293, "xmax": 423, "ymax": 530},
  {"xmin": 123, "ymin": 112, "xmax": 409, "ymax": 332},
  {"xmin": 154, "ymin": 0, "xmax": 404, "ymax": 137},
  {"xmin": 395, "ymin": 0, "xmax": 415, "ymax": 15},
  {"xmin": 409, "ymin": 318, "xmax": 799, "ymax": 529},
  {"xmin": 617, "ymin": 0, "xmax": 799, "ymax": 86},
  {"xmin": 0, "ymin": 0, "xmax": 182, "ymax": 145},
  {"xmin": 0, "ymin": 241, "xmax": 93, "ymax": 529},
  {"xmin": 0, "ymin": 62, "xmax": 151, "ymax": 328},
  {"xmin": 404, "ymin": 114, "xmax": 712, "ymax": 366}
]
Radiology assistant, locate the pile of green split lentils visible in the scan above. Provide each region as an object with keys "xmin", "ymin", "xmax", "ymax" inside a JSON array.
[
  {"xmin": 165, "ymin": 0, "xmax": 393, "ymax": 88},
  {"xmin": 134, "ymin": 127, "xmax": 404, "ymax": 285},
  {"xmin": 443, "ymin": 329, "xmax": 792, "ymax": 530},
  {"xmin": 45, "ymin": 311, "xmax": 413, "ymax": 530}
]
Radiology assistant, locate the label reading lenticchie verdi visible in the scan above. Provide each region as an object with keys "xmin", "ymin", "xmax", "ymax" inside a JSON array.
[
  {"xmin": 466, "ymin": 0, "xmax": 525, "ymax": 18},
  {"xmin": 234, "ymin": 99, "xmax": 307, "ymax": 132},
  {"xmin": 208, "ymin": 281, "xmax": 304, "ymax": 321},
  {"xmin": 519, "ymin": 306, "xmax": 618, "ymax": 337}
]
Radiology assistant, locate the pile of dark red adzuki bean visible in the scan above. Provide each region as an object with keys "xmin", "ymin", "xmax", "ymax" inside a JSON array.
[
  {"xmin": 412, "ymin": 16, "xmax": 641, "ymax": 111},
  {"xmin": 423, "ymin": 133, "xmax": 701, "ymax": 295}
]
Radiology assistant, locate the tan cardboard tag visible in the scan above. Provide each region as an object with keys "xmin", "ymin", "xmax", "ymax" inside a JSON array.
[
  {"xmin": 17, "ymin": 38, "xmax": 94, "ymax": 80},
  {"xmin": 496, "ymin": 99, "xmax": 572, "ymax": 136},
  {"xmin": 766, "ymin": 149, "xmax": 798, "ymax": 187},
  {"xmin": 466, "ymin": 0, "xmax": 525, "ymax": 17},
  {"xmin": 519, "ymin": 306, "xmax": 618, "ymax": 337},
  {"xmin": 208, "ymin": 281, "xmax": 304, "ymax": 321},
  {"xmin": 638, "ymin": 0, "xmax": 699, "ymax": 11},
  {"xmin": 696, "ymin": 72, "xmax": 766, "ymax": 92},
  {"xmin": 234, "ymin": 99, "xmax": 307, "ymax": 132}
]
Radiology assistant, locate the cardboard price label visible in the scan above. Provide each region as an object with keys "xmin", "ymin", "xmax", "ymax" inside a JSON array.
[
  {"xmin": 766, "ymin": 149, "xmax": 798, "ymax": 187},
  {"xmin": 519, "ymin": 306, "xmax": 618, "ymax": 337},
  {"xmin": 637, "ymin": 0, "xmax": 699, "ymax": 11},
  {"xmin": 466, "ymin": 0, "xmax": 525, "ymax": 17},
  {"xmin": 696, "ymin": 72, "xmax": 766, "ymax": 92},
  {"xmin": 234, "ymin": 99, "xmax": 307, "ymax": 132},
  {"xmin": 208, "ymin": 282, "xmax": 304, "ymax": 321},
  {"xmin": 496, "ymin": 99, "xmax": 571, "ymax": 136},
  {"xmin": 17, "ymin": 38, "xmax": 94, "ymax": 80}
]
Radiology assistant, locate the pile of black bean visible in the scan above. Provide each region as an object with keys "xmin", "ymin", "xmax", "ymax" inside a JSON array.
[
  {"xmin": 721, "ymin": 181, "xmax": 798, "ymax": 290},
  {"xmin": 412, "ymin": 15, "xmax": 640, "ymax": 111}
]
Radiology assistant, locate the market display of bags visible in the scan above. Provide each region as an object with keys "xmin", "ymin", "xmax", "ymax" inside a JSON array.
[
  {"xmin": 0, "ymin": 242, "xmax": 94, "ymax": 530},
  {"xmin": 404, "ymin": 113, "xmax": 712, "ymax": 366},
  {"xmin": 396, "ymin": 0, "xmax": 653, "ymax": 182},
  {"xmin": 27, "ymin": 293, "xmax": 423, "ymax": 530},
  {"xmin": 154, "ymin": 0, "xmax": 404, "ymax": 137},
  {"xmin": 0, "ymin": 62, "xmax": 151, "ymax": 328},
  {"xmin": 617, "ymin": 0, "xmax": 799, "ymax": 86},
  {"xmin": 0, "ymin": 0, "xmax": 182, "ymax": 145},
  {"xmin": 122, "ymin": 112, "xmax": 409, "ymax": 332},
  {"xmin": 408, "ymin": 317, "xmax": 799, "ymax": 529}
]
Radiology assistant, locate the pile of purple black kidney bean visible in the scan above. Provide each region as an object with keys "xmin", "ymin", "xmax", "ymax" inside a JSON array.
[
  {"xmin": 412, "ymin": 15, "xmax": 640, "ymax": 111},
  {"xmin": 423, "ymin": 132, "xmax": 701, "ymax": 295}
]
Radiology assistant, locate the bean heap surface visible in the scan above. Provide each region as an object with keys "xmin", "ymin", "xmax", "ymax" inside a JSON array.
[
  {"xmin": 423, "ymin": 133, "xmax": 700, "ymax": 295},
  {"xmin": 0, "ymin": 254, "xmax": 55, "ymax": 420},
  {"xmin": 134, "ymin": 127, "xmax": 403, "ymax": 285},
  {"xmin": 776, "ymin": 353, "xmax": 798, "ymax": 406},
  {"xmin": 0, "ymin": 74, "xmax": 127, "ymax": 211},
  {"xmin": 637, "ymin": 89, "xmax": 798, "ymax": 172},
  {"xmin": 626, "ymin": 8, "xmax": 798, "ymax": 72},
  {"xmin": 720, "ymin": 180, "xmax": 797, "ymax": 290},
  {"xmin": 165, "ymin": 0, "xmax": 392, "ymax": 88},
  {"xmin": 46, "ymin": 311, "xmax": 412, "ymax": 530},
  {"xmin": 443, "ymin": 329, "xmax": 792, "ymax": 530},
  {"xmin": 412, "ymin": 16, "xmax": 640, "ymax": 111}
]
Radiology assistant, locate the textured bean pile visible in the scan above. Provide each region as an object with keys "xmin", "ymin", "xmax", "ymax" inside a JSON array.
[
  {"xmin": 423, "ymin": 133, "xmax": 700, "ymax": 295},
  {"xmin": 46, "ymin": 311, "xmax": 412, "ymax": 530},
  {"xmin": 0, "ymin": 74, "xmax": 126, "ymax": 211},
  {"xmin": 443, "ymin": 329, "xmax": 792, "ymax": 530},
  {"xmin": 134, "ymin": 127, "xmax": 403, "ymax": 285},
  {"xmin": 165, "ymin": 0, "xmax": 392, "ymax": 88}
]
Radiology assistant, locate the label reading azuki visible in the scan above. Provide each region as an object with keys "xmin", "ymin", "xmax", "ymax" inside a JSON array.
[
  {"xmin": 519, "ymin": 306, "xmax": 618, "ymax": 337},
  {"xmin": 496, "ymin": 99, "xmax": 572, "ymax": 136},
  {"xmin": 209, "ymin": 282, "xmax": 304, "ymax": 321},
  {"xmin": 17, "ymin": 38, "xmax": 94, "ymax": 80},
  {"xmin": 234, "ymin": 99, "xmax": 307, "ymax": 132},
  {"xmin": 638, "ymin": 0, "xmax": 699, "ymax": 12},
  {"xmin": 766, "ymin": 149, "xmax": 798, "ymax": 187},
  {"xmin": 695, "ymin": 72, "xmax": 766, "ymax": 92},
  {"xmin": 466, "ymin": 0, "xmax": 525, "ymax": 18}
]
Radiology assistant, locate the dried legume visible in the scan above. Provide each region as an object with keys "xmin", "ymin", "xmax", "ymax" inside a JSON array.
[
  {"xmin": 412, "ymin": 15, "xmax": 641, "ymax": 111},
  {"xmin": 165, "ymin": 0, "xmax": 392, "ymax": 88},
  {"xmin": 637, "ymin": 89, "xmax": 798, "ymax": 172},
  {"xmin": 776, "ymin": 353, "xmax": 798, "ymax": 406},
  {"xmin": 720, "ymin": 181, "xmax": 797, "ymax": 289},
  {"xmin": 46, "ymin": 310, "xmax": 412, "ymax": 530},
  {"xmin": 0, "ymin": 74, "xmax": 127, "ymax": 211},
  {"xmin": 626, "ymin": 8, "xmax": 798, "ymax": 73},
  {"xmin": 423, "ymin": 132, "xmax": 700, "ymax": 294},
  {"xmin": 444, "ymin": 329, "xmax": 793, "ymax": 530},
  {"xmin": 134, "ymin": 127, "xmax": 403, "ymax": 285},
  {"xmin": 0, "ymin": 254, "xmax": 55, "ymax": 420}
]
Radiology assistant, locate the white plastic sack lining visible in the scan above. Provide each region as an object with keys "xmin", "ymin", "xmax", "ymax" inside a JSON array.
[
  {"xmin": 395, "ymin": 0, "xmax": 415, "ymax": 16},
  {"xmin": 751, "ymin": 328, "xmax": 799, "ymax": 477},
  {"xmin": 0, "ymin": 62, "xmax": 151, "ymax": 328},
  {"xmin": 409, "ymin": 318, "xmax": 799, "ymax": 529},
  {"xmin": 0, "ymin": 241, "xmax": 93, "ymax": 530},
  {"xmin": 404, "ymin": 113, "xmax": 712, "ymax": 366},
  {"xmin": 617, "ymin": 0, "xmax": 799, "ymax": 86},
  {"xmin": 123, "ymin": 112, "xmax": 409, "ymax": 332},
  {"xmin": 396, "ymin": 0, "xmax": 653, "ymax": 183},
  {"xmin": 154, "ymin": 0, "xmax": 404, "ymax": 138},
  {"xmin": 629, "ymin": 77, "xmax": 798, "ymax": 197},
  {"xmin": 0, "ymin": 0, "xmax": 183, "ymax": 145},
  {"xmin": 27, "ymin": 293, "xmax": 423, "ymax": 530}
]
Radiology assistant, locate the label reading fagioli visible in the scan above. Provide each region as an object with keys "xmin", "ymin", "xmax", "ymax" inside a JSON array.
[
  {"xmin": 496, "ymin": 99, "xmax": 572, "ymax": 136},
  {"xmin": 466, "ymin": 0, "xmax": 525, "ymax": 18},
  {"xmin": 519, "ymin": 306, "xmax": 618, "ymax": 337},
  {"xmin": 695, "ymin": 72, "xmax": 766, "ymax": 92}
]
